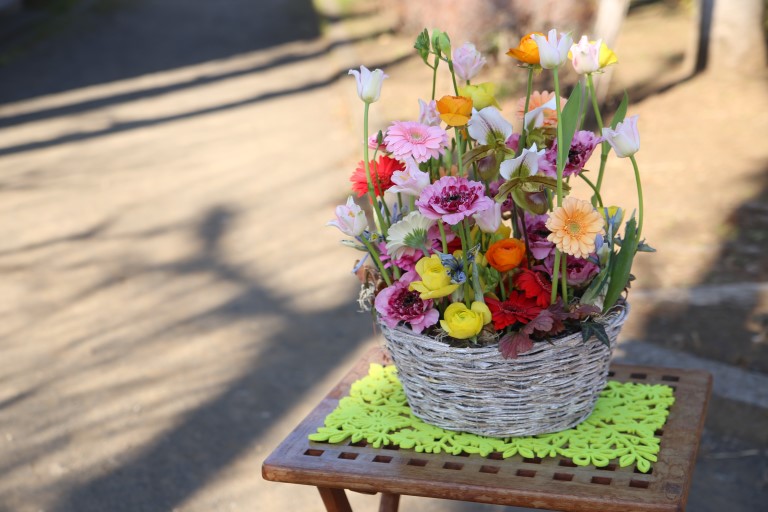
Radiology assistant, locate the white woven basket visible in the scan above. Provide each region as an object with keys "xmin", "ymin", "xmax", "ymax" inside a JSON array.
[{"xmin": 380, "ymin": 303, "xmax": 629, "ymax": 437}]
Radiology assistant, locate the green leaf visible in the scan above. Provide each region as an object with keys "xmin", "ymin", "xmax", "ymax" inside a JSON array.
[
  {"xmin": 462, "ymin": 144, "xmax": 494, "ymax": 167},
  {"xmin": 581, "ymin": 321, "xmax": 610, "ymax": 347},
  {"xmin": 414, "ymin": 29, "xmax": 431, "ymax": 65},
  {"xmin": 558, "ymin": 82, "xmax": 583, "ymax": 168},
  {"xmin": 580, "ymin": 266, "xmax": 610, "ymax": 306},
  {"xmin": 603, "ymin": 216, "xmax": 639, "ymax": 310},
  {"xmin": 611, "ymin": 90, "xmax": 629, "ymax": 129},
  {"xmin": 637, "ymin": 240, "xmax": 656, "ymax": 253}
]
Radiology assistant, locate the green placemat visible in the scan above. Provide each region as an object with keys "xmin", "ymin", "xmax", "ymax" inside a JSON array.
[{"xmin": 309, "ymin": 364, "xmax": 675, "ymax": 473}]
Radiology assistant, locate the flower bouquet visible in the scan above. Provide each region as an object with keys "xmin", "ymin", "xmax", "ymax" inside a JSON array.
[{"xmin": 328, "ymin": 29, "xmax": 652, "ymax": 436}]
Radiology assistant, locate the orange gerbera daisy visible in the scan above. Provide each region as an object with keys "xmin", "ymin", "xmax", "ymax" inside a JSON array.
[
  {"xmin": 515, "ymin": 91, "xmax": 566, "ymax": 127},
  {"xmin": 545, "ymin": 197, "xmax": 605, "ymax": 259}
]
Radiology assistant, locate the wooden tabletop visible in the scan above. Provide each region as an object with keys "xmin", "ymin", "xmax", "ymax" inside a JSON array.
[{"xmin": 262, "ymin": 347, "xmax": 712, "ymax": 512}]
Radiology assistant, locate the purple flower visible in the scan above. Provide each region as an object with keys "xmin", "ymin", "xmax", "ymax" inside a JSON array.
[
  {"xmin": 416, "ymin": 176, "xmax": 494, "ymax": 225},
  {"xmin": 537, "ymin": 130, "xmax": 602, "ymax": 178},
  {"xmin": 542, "ymin": 253, "xmax": 600, "ymax": 287},
  {"xmin": 524, "ymin": 213, "xmax": 556, "ymax": 260},
  {"xmin": 374, "ymin": 273, "xmax": 439, "ymax": 333}
]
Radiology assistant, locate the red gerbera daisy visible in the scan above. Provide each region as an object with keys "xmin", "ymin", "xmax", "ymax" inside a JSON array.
[
  {"xmin": 515, "ymin": 269, "xmax": 552, "ymax": 308},
  {"xmin": 485, "ymin": 292, "xmax": 543, "ymax": 331},
  {"xmin": 350, "ymin": 155, "xmax": 403, "ymax": 197}
]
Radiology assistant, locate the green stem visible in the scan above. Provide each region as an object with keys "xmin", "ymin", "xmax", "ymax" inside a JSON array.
[
  {"xmin": 361, "ymin": 237, "xmax": 392, "ymax": 286},
  {"xmin": 431, "ymin": 55, "xmax": 439, "ymax": 100},
  {"xmin": 457, "ymin": 222, "xmax": 472, "ymax": 307},
  {"xmin": 560, "ymin": 249, "xmax": 569, "ymax": 305},
  {"xmin": 363, "ymin": 103, "xmax": 388, "ymax": 238},
  {"xmin": 455, "ymin": 128, "xmax": 466, "ymax": 177},
  {"xmin": 587, "ymin": 73, "xmax": 609, "ymax": 195},
  {"xmin": 579, "ymin": 173, "xmax": 604, "ymax": 208},
  {"xmin": 518, "ymin": 66, "xmax": 534, "ymax": 154},
  {"xmin": 550, "ymin": 67, "xmax": 565, "ymax": 304},
  {"xmin": 447, "ymin": 59, "xmax": 459, "ymax": 95},
  {"xmin": 550, "ymin": 249, "xmax": 562, "ymax": 304},
  {"xmin": 437, "ymin": 221, "xmax": 448, "ymax": 253},
  {"xmin": 629, "ymin": 155, "xmax": 644, "ymax": 241}
]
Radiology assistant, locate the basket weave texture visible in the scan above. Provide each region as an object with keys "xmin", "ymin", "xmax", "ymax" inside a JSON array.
[{"xmin": 380, "ymin": 303, "xmax": 629, "ymax": 437}]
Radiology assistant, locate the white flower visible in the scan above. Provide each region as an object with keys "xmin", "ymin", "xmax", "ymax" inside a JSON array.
[
  {"xmin": 389, "ymin": 159, "xmax": 430, "ymax": 197},
  {"xmin": 570, "ymin": 36, "xmax": 602, "ymax": 75},
  {"xmin": 499, "ymin": 143, "xmax": 546, "ymax": 179},
  {"xmin": 602, "ymin": 115, "xmax": 640, "ymax": 158},
  {"xmin": 523, "ymin": 96, "xmax": 557, "ymax": 131},
  {"xmin": 386, "ymin": 211, "xmax": 435, "ymax": 258},
  {"xmin": 473, "ymin": 202, "xmax": 502, "ymax": 233},
  {"xmin": 348, "ymin": 66, "xmax": 387, "ymax": 103},
  {"xmin": 452, "ymin": 42, "xmax": 486, "ymax": 82},
  {"xmin": 467, "ymin": 107, "xmax": 513, "ymax": 145},
  {"xmin": 418, "ymin": 99, "xmax": 441, "ymax": 126},
  {"xmin": 327, "ymin": 196, "xmax": 367, "ymax": 236},
  {"xmin": 531, "ymin": 29, "xmax": 573, "ymax": 70}
]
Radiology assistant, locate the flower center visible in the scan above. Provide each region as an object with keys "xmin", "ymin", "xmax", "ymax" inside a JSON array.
[
  {"xmin": 409, "ymin": 131, "xmax": 423, "ymax": 141},
  {"xmin": 567, "ymin": 221, "xmax": 582, "ymax": 236}
]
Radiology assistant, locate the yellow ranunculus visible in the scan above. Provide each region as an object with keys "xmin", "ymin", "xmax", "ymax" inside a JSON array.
[
  {"xmin": 506, "ymin": 32, "xmax": 543, "ymax": 65},
  {"xmin": 409, "ymin": 254, "xmax": 459, "ymax": 299},
  {"xmin": 440, "ymin": 301, "xmax": 490, "ymax": 339},
  {"xmin": 436, "ymin": 95, "xmax": 473, "ymax": 127},
  {"xmin": 458, "ymin": 83, "xmax": 500, "ymax": 110}
]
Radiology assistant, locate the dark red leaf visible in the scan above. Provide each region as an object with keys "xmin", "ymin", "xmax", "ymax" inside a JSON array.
[{"xmin": 499, "ymin": 332, "xmax": 534, "ymax": 359}]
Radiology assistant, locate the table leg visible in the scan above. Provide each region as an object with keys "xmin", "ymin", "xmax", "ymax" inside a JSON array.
[
  {"xmin": 379, "ymin": 492, "xmax": 400, "ymax": 512},
  {"xmin": 317, "ymin": 487, "xmax": 353, "ymax": 512}
]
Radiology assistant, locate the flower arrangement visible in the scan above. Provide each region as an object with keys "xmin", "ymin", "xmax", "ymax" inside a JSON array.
[{"xmin": 330, "ymin": 28, "xmax": 652, "ymax": 359}]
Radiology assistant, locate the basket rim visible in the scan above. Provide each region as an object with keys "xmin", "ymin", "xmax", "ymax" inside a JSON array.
[{"xmin": 379, "ymin": 300, "xmax": 629, "ymax": 356}]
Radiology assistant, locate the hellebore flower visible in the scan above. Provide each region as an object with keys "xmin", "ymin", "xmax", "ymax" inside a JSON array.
[
  {"xmin": 386, "ymin": 211, "xmax": 435, "ymax": 259},
  {"xmin": 452, "ymin": 42, "xmax": 487, "ymax": 82},
  {"xmin": 531, "ymin": 29, "xmax": 573, "ymax": 69},
  {"xmin": 348, "ymin": 65, "xmax": 387, "ymax": 103},
  {"xmin": 327, "ymin": 196, "xmax": 367, "ymax": 236},
  {"xmin": 602, "ymin": 115, "xmax": 640, "ymax": 158}
]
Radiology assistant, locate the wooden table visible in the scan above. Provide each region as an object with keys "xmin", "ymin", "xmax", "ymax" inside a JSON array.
[{"xmin": 262, "ymin": 348, "xmax": 712, "ymax": 512}]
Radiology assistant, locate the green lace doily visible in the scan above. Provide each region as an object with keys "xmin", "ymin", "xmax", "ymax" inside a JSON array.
[{"xmin": 309, "ymin": 364, "xmax": 675, "ymax": 473}]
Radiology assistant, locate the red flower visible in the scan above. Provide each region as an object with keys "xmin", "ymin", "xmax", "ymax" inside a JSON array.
[
  {"xmin": 515, "ymin": 269, "xmax": 552, "ymax": 308},
  {"xmin": 350, "ymin": 155, "xmax": 403, "ymax": 197},
  {"xmin": 485, "ymin": 292, "xmax": 543, "ymax": 330}
]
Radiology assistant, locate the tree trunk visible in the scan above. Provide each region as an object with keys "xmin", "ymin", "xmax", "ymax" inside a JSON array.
[{"xmin": 707, "ymin": 0, "xmax": 767, "ymax": 71}]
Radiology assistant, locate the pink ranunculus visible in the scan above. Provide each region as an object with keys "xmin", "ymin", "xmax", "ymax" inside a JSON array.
[
  {"xmin": 542, "ymin": 252, "xmax": 600, "ymax": 287},
  {"xmin": 537, "ymin": 130, "xmax": 601, "ymax": 179},
  {"xmin": 377, "ymin": 242, "xmax": 423, "ymax": 273},
  {"xmin": 416, "ymin": 176, "xmax": 494, "ymax": 225},
  {"xmin": 374, "ymin": 274, "xmax": 439, "ymax": 333},
  {"xmin": 505, "ymin": 133, "xmax": 520, "ymax": 152},
  {"xmin": 384, "ymin": 121, "xmax": 448, "ymax": 163}
]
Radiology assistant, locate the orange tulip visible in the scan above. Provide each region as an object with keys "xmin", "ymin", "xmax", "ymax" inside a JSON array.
[
  {"xmin": 436, "ymin": 95, "xmax": 473, "ymax": 127},
  {"xmin": 485, "ymin": 238, "xmax": 526, "ymax": 272},
  {"xmin": 506, "ymin": 32, "xmax": 543, "ymax": 65}
]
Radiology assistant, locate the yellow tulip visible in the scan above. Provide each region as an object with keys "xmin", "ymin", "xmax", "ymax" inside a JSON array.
[
  {"xmin": 599, "ymin": 42, "xmax": 618, "ymax": 69},
  {"xmin": 458, "ymin": 83, "xmax": 500, "ymax": 110}
]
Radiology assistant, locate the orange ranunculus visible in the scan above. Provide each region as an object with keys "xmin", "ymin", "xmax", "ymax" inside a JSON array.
[
  {"xmin": 436, "ymin": 95, "xmax": 473, "ymax": 127},
  {"xmin": 485, "ymin": 238, "xmax": 526, "ymax": 272},
  {"xmin": 506, "ymin": 32, "xmax": 543, "ymax": 65}
]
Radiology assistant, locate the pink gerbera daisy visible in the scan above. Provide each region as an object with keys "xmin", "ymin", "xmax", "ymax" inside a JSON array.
[{"xmin": 384, "ymin": 121, "xmax": 448, "ymax": 163}]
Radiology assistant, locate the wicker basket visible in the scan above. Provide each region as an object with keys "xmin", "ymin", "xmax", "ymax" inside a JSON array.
[{"xmin": 380, "ymin": 303, "xmax": 629, "ymax": 437}]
